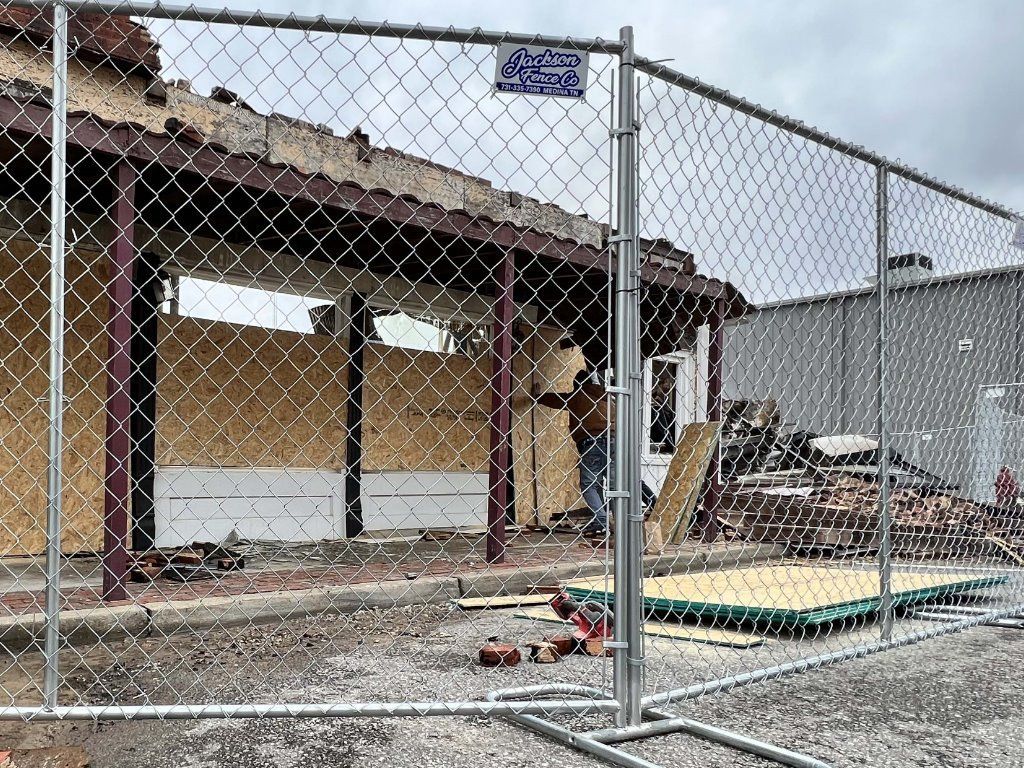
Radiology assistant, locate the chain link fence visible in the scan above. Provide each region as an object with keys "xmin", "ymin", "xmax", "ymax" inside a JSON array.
[{"xmin": 0, "ymin": 1, "xmax": 1020, "ymax": 765}]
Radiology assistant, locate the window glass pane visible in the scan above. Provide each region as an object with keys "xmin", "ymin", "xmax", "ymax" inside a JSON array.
[{"xmin": 649, "ymin": 360, "xmax": 678, "ymax": 454}]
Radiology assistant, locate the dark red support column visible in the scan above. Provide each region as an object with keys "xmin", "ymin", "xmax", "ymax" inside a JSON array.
[
  {"xmin": 102, "ymin": 160, "xmax": 138, "ymax": 601},
  {"xmin": 700, "ymin": 296, "xmax": 725, "ymax": 542},
  {"xmin": 486, "ymin": 250, "xmax": 515, "ymax": 564}
]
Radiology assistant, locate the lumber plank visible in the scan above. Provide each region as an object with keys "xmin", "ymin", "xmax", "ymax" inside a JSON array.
[
  {"xmin": 512, "ymin": 607, "xmax": 765, "ymax": 647},
  {"xmin": 455, "ymin": 594, "xmax": 554, "ymax": 610},
  {"xmin": 648, "ymin": 422, "xmax": 724, "ymax": 546}
]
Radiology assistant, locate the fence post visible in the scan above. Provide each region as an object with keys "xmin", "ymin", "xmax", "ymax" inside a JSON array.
[
  {"xmin": 876, "ymin": 164, "xmax": 894, "ymax": 641},
  {"xmin": 611, "ymin": 24, "xmax": 643, "ymax": 728},
  {"xmin": 700, "ymin": 296, "xmax": 725, "ymax": 541},
  {"xmin": 43, "ymin": 0, "xmax": 69, "ymax": 708}
]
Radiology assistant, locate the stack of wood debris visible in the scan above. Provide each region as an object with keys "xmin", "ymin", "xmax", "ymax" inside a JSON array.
[
  {"xmin": 714, "ymin": 416, "xmax": 1024, "ymax": 562},
  {"xmin": 720, "ymin": 471, "xmax": 1024, "ymax": 562}
]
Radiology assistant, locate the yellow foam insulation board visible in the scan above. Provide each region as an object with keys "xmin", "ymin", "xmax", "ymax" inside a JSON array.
[{"xmin": 565, "ymin": 565, "xmax": 1007, "ymax": 625}]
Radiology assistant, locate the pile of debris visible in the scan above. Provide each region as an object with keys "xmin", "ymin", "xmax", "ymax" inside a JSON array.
[
  {"xmin": 477, "ymin": 592, "xmax": 613, "ymax": 668},
  {"xmin": 716, "ymin": 400, "xmax": 1024, "ymax": 562},
  {"xmin": 130, "ymin": 541, "xmax": 245, "ymax": 583}
]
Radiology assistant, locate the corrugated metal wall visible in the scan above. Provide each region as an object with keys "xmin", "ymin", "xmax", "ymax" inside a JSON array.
[{"xmin": 724, "ymin": 270, "xmax": 1024, "ymax": 494}]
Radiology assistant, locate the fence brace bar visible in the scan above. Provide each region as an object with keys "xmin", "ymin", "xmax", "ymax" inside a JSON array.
[
  {"xmin": 0, "ymin": 698, "xmax": 620, "ymax": 721},
  {"xmin": 487, "ymin": 684, "xmax": 831, "ymax": 768}
]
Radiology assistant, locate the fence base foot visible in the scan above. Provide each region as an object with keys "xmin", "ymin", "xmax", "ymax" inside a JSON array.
[
  {"xmin": 486, "ymin": 685, "xmax": 832, "ymax": 768},
  {"xmin": 913, "ymin": 609, "xmax": 1024, "ymax": 629}
]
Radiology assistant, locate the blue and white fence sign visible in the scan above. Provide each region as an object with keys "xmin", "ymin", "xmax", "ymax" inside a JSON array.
[{"xmin": 493, "ymin": 43, "xmax": 589, "ymax": 100}]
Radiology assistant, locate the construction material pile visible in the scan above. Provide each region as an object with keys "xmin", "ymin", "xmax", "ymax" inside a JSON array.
[{"xmin": 715, "ymin": 402, "xmax": 1024, "ymax": 561}]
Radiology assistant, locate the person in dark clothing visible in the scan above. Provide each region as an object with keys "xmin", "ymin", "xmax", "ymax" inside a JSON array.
[{"xmin": 532, "ymin": 370, "xmax": 656, "ymax": 536}]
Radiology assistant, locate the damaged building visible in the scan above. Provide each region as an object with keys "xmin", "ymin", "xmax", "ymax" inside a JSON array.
[
  {"xmin": 0, "ymin": 6, "xmax": 748, "ymax": 582},
  {"xmin": 725, "ymin": 254, "xmax": 1024, "ymax": 502}
]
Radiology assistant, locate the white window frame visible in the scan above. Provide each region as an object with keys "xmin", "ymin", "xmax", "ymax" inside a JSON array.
[{"xmin": 642, "ymin": 351, "xmax": 697, "ymax": 462}]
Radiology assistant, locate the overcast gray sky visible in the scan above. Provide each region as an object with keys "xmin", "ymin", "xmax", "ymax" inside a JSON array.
[
  {"xmin": 148, "ymin": 1, "xmax": 1022, "ymax": 303},
  {"xmin": 200, "ymin": 0, "xmax": 1024, "ymax": 211}
]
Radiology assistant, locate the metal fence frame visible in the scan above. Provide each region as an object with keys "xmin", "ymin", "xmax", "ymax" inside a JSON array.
[{"xmin": 2, "ymin": 2, "xmax": 1023, "ymax": 766}]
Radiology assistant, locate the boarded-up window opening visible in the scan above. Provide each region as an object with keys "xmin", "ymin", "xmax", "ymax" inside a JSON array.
[
  {"xmin": 369, "ymin": 307, "xmax": 492, "ymax": 357},
  {"xmin": 166, "ymin": 276, "xmax": 336, "ymax": 336}
]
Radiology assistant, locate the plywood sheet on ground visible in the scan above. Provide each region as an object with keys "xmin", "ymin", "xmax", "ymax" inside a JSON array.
[
  {"xmin": 565, "ymin": 565, "xmax": 1009, "ymax": 626},
  {"xmin": 513, "ymin": 607, "xmax": 764, "ymax": 647},
  {"xmin": 648, "ymin": 421, "xmax": 722, "ymax": 544},
  {"xmin": 455, "ymin": 594, "xmax": 554, "ymax": 610}
]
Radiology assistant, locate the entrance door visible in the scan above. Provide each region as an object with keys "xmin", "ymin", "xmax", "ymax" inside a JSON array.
[{"xmin": 641, "ymin": 353, "xmax": 697, "ymax": 494}]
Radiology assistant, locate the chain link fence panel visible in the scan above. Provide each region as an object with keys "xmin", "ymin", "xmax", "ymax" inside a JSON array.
[
  {"xmin": 0, "ymin": 5, "xmax": 1020, "ymax": 766},
  {"xmin": 631, "ymin": 57, "xmax": 1024, "ymax": 723},
  {"xmin": 0, "ymin": 2, "xmax": 637, "ymax": 720}
]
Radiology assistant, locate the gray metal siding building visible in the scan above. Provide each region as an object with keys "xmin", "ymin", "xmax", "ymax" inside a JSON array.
[{"xmin": 724, "ymin": 267, "xmax": 1024, "ymax": 498}]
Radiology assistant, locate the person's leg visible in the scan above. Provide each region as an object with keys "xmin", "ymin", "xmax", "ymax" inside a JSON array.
[
  {"xmin": 578, "ymin": 437, "xmax": 609, "ymax": 532},
  {"xmin": 607, "ymin": 438, "xmax": 658, "ymax": 512}
]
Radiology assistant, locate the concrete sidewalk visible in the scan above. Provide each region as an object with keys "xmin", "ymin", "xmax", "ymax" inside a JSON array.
[{"xmin": 0, "ymin": 542, "xmax": 779, "ymax": 649}]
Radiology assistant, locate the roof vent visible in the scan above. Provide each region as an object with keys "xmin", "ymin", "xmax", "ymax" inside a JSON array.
[{"xmin": 887, "ymin": 252, "xmax": 933, "ymax": 286}]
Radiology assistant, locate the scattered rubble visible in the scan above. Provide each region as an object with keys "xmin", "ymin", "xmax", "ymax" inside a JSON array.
[
  {"xmin": 526, "ymin": 641, "xmax": 560, "ymax": 663},
  {"xmin": 715, "ymin": 406, "xmax": 1024, "ymax": 561},
  {"xmin": 128, "ymin": 541, "xmax": 247, "ymax": 583},
  {"xmin": 544, "ymin": 634, "xmax": 575, "ymax": 657},
  {"xmin": 580, "ymin": 638, "xmax": 612, "ymax": 657}
]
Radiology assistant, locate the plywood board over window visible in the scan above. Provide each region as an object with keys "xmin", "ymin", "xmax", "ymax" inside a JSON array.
[
  {"xmin": 0, "ymin": 239, "xmax": 108, "ymax": 555},
  {"xmin": 0, "ymin": 234, "xmax": 590, "ymax": 553},
  {"xmin": 155, "ymin": 315, "xmax": 350, "ymax": 470},
  {"xmin": 511, "ymin": 327, "xmax": 585, "ymax": 526},
  {"xmin": 361, "ymin": 327, "xmax": 583, "ymax": 525},
  {"xmin": 361, "ymin": 345, "xmax": 491, "ymax": 473}
]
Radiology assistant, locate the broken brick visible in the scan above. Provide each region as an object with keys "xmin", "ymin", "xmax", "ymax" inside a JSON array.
[
  {"xmin": 129, "ymin": 565, "xmax": 162, "ymax": 583},
  {"xmin": 527, "ymin": 641, "xmax": 560, "ymax": 664},
  {"xmin": 545, "ymin": 634, "xmax": 576, "ymax": 657},
  {"xmin": 479, "ymin": 642, "xmax": 521, "ymax": 667},
  {"xmin": 581, "ymin": 638, "xmax": 612, "ymax": 657},
  {"xmin": 215, "ymin": 556, "xmax": 244, "ymax": 571}
]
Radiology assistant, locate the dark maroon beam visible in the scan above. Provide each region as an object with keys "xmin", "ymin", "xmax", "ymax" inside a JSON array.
[
  {"xmin": 0, "ymin": 97, "xmax": 733, "ymax": 301},
  {"xmin": 700, "ymin": 296, "xmax": 725, "ymax": 542},
  {"xmin": 102, "ymin": 159, "xmax": 137, "ymax": 601},
  {"xmin": 486, "ymin": 250, "xmax": 515, "ymax": 564}
]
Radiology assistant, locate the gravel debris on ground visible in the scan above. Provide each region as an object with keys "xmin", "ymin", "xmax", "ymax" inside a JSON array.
[{"xmin": 0, "ymin": 605, "xmax": 1021, "ymax": 767}]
